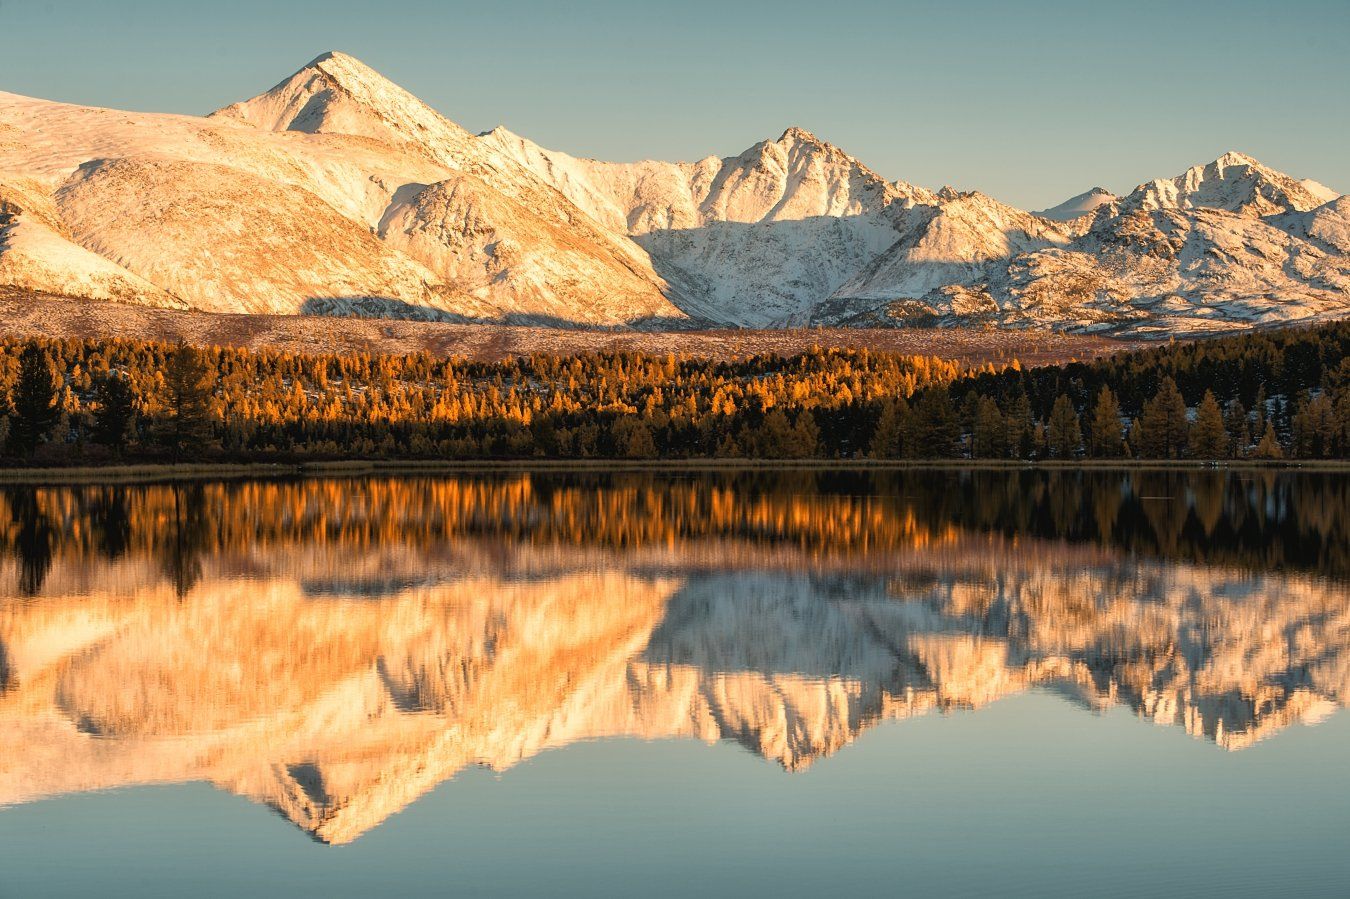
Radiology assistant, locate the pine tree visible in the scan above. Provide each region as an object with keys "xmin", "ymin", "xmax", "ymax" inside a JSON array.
[
  {"xmin": 905, "ymin": 387, "xmax": 959, "ymax": 458},
  {"xmin": 92, "ymin": 373, "xmax": 137, "ymax": 458},
  {"xmin": 1189, "ymin": 390, "xmax": 1228, "ymax": 459},
  {"xmin": 1336, "ymin": 390, "xmax": 1350, "ymax": 457},
  {"xmin": 971, "ymin": 396, "xmax": 1005, "ymax": 458},
  {"xmin": 157, "ymin": 343, "xmax": 216, "ymax": 461},
  {"xmin": 8, "ymin": 344, "xmax": 60, "ymax": 457},
  {"xmin": 1087, "ymin": 386, "xmax": 1123, "ymax": 457},
  {"xmin": 1046, "ymin": 394, "xmax": 1082, "ymax": 459},
  {"xmin": 789, "ymin": 410, "xmax": 820, "ymax": 458},
  {"xmin": 1292, "ymin": 393, "xmax": 1337, "ymax": 458},
  {"xmin": 1006, "ymin": 393, "xmax": 1035, "ymax": 459},
  {"xmin": 1253, "ymin": 385, "xmax": 1269, "ymax": 436},
  {"xmin": 1224, "ymin": 400, "xmax": 1250, "ymax": 458},
  {"xmin": 870, "ymin": 399, "xmax": 906, "ymax": 458}
]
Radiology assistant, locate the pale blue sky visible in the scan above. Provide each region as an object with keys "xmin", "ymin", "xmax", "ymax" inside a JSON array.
[{"xmin": 1, "ymin": 0, "xmax": 1346, "ymax": 209}]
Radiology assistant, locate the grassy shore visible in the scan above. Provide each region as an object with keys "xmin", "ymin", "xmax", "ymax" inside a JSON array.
[{"xmin": 0, "ymin": 456, "xmax": 1345, "ymax": 486}]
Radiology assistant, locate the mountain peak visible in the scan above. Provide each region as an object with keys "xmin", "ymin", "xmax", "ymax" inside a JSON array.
[
  {"xmin": 1121, "ymin": 150, "xmax": 1326, "ymax": 216},
  {"xmin": 303, "ymin": 50, "xmax": 345, "ymax": 67},
  {"xmin": 778, "ymin": 126, "xmax": 821, "ymax": 144},
  {"xmin": 1213, "ymin": 150, "xmax": 1260, "ymax": 168},
  {"xmin": 296, "ymin": 50, "xmax": 399, "ymax": 92},
  {"xmin": 212, "ymin": 50, "xmax": 473, "ymax": 146},
  {"xmin": 1035, "ymin": 186, "xmax": 1117, "ymax": 221}
]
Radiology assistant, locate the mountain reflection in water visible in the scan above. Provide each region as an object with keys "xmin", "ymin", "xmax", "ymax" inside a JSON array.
[{"xmin": 0, "ymin": 469, "xmax": 1347, "ymax": 844}]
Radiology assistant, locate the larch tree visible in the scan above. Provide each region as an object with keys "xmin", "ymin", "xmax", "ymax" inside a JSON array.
[
  {"xmin": 1189, "ymin": 390, "xmax": 1228, "ymax": 460},
  {"xmin": 1046, "ymin": 394, "xmax": 1082, "ymax": 459},
  {"xmin": 1252, "ymin": 421, "xmax": 1284, "ymax": 460},
  {"xmin": 1135, "ymin": 377, "xmax": 1189, "ymax": 459},
  {"xmin": 1087, "ymin": 386, "xmax": 1123, "ymax": 457}
]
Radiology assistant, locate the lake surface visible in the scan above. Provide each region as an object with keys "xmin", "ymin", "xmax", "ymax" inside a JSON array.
[{"xmin": 1, "ymin": 468, "xmax": 1348, "ymax": 897}]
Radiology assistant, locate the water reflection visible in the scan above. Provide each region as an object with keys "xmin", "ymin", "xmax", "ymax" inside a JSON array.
[{"xmin": 0, "ymin": 469, "xmax": 1347, "ymax": 844}]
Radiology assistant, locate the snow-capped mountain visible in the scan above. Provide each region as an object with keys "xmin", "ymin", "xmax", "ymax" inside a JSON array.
[
  {"xmin": 0, "ymin": 52, "xmax": 1346, "ymax": 335},
  {"xmin": 0, "ymin": 53, "xmax": 683, "ymax": 326},
  {"xmin": 482, "ymin": 125, "xmax": 935, "ymax": 326}
]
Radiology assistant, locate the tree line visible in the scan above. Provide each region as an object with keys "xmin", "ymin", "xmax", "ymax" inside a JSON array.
[
  {"xmin": 0, "ymin": 320, "xmax": 1347, "ymax": 464},
  {"xmin": 4, "ymin": 469, "xmax": 1347, "ymax": 599}
]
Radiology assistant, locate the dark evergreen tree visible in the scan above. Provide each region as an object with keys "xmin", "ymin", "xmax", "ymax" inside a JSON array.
[
  {"xmin": 92, "ymin": 373, "xmax": 137, "ymax": 457},
  {"xmin": 157, "ymin": 343, "xmax": 216, "ymax": 461},
  {"xmin": 1046, "ymin": 394, "xmax": 1082, "ymax": 459},
  {"xmin": 971, "ymin": 396, "xmax": 1005, "ymax": 458},
  {"xmin": 8, "ymin": 344, "xmax": 61, "ymax": 457},
  {"xmin": 1224, "ymin": 400, "xmax": 1250, "ymax": 458},
  {"xmin": 905, "ymin": 388, "xmax": 960, "ymax": 458}
]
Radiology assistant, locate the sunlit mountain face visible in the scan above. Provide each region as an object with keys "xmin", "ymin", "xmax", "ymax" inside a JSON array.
[{"xmin": 1, "ymin": 470, "xmax": 1347, "ymax": 844}]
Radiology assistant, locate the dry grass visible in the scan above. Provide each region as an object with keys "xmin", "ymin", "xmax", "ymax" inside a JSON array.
[{"xmin": 0, "ymin": 290, "xmax": 1131, "ymax": 366}]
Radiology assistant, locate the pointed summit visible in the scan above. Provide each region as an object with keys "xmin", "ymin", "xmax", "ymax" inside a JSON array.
[
  {"xmin": 1213, "ymin": 150, "xmax": 1259, "ymax": 168},
  {"xmin": 212, "ymin": 51, "xmax": 474, "ymax": 147},
  {"xmin": 303, "ymin": 49, "xmax": 359, "ymax": 67},
  {"xmin": 777, "ymin": 126, "xmax": 822, "ymax": 144}
]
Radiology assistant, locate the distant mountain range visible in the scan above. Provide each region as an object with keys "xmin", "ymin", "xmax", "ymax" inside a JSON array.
[{"xmin": 1, "ymin": 51, "xmax": 1347, "ymax": 336}]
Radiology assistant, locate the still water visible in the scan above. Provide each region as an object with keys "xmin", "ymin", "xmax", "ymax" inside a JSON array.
[{"xmin": 0, "ymin": 468, "xmax": 1347, "ymax": 897}]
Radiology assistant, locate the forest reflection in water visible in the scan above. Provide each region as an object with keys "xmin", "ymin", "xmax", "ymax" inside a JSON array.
[{"xmin": 0, "ymin": 467, "xmax": 1348, "ymax": 844}]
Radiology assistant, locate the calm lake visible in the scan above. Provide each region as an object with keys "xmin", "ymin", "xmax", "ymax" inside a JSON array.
[{"xmin": 1, "ymin": 468, "xmax": 1348, "ymax": 897}]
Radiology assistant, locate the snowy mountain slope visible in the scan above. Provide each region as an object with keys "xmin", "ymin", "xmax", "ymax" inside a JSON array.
[
  {"xmin": 482, "ymin": 125, "xmax": 933, "ymax": 325},
  {"xmin": 1035, "ymin": 187, "xmax": 1117, "ymax": 221},
  {"xmin": 815, "ymin": 189, "xmax": 1073, "ymax": 323},
  {"xmin": 1120, "ymin": 151, "xmax": 1328, "ymax": 217},
  {"xmin": 54, "ymin": 157, "xmax": 464, "ymax": 317},
  {"xmin": 214, "ymin": 53, "xmax": 684, "ymax": 324},
  {"xmin": 0, "ymin": 52, "xmax": 1346, "ymax": 336},
  {"xmin": 822, "ymin": 155, "xmax": 1350, "ymax": 334},
  {"xmin": 486, "ymin": 118, "xmax": 1350, "ymax": 333},
  {"xmin": 213, "ymin": 50, "xmax": 479, "ymax": 147},
  {"xmin": 1301, "ymin": 179, "xmax": 1342, "ymax": 204},
  {"xmin": 0, "ymin": 53, "xmax": 684, "ymax": 325},
  {"xmin": 0, "ymin": 175, "xmax": 180, "ymax": 307},
  {"xmin": 377, "ymin": 170, "xmax": 687, "ymax": 326}
]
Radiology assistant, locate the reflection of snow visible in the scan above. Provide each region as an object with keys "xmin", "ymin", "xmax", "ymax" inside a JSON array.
[{"xmin": 1, "ymin": 539, "xmax": 1346, "ymax": 843}]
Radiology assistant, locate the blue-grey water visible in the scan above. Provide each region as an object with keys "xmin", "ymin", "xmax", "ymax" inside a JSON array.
[{"xmin": 0, "ymin": 469, "xmax": 1346, "ymax": 897}]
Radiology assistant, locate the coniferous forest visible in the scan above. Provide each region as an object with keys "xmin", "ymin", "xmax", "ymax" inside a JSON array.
[{"xmin": 0, "ymin": 320, "xmax": 1349, "ymax": 466}]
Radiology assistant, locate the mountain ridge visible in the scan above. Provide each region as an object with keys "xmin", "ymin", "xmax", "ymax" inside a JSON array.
[{"xmin": 0, "ymin": 52, "xmax": 1345, "ymax": 335}]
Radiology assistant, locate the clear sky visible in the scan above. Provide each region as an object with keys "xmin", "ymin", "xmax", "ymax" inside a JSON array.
[{"xmin": 1, "ymin": 0, "xmax": 1346, "ymax": 209}]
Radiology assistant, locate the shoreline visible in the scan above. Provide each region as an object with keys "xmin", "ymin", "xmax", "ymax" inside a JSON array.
[{"xmin": 0, "ymin": 457, "xmax": 1344, "ymax": 486}]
